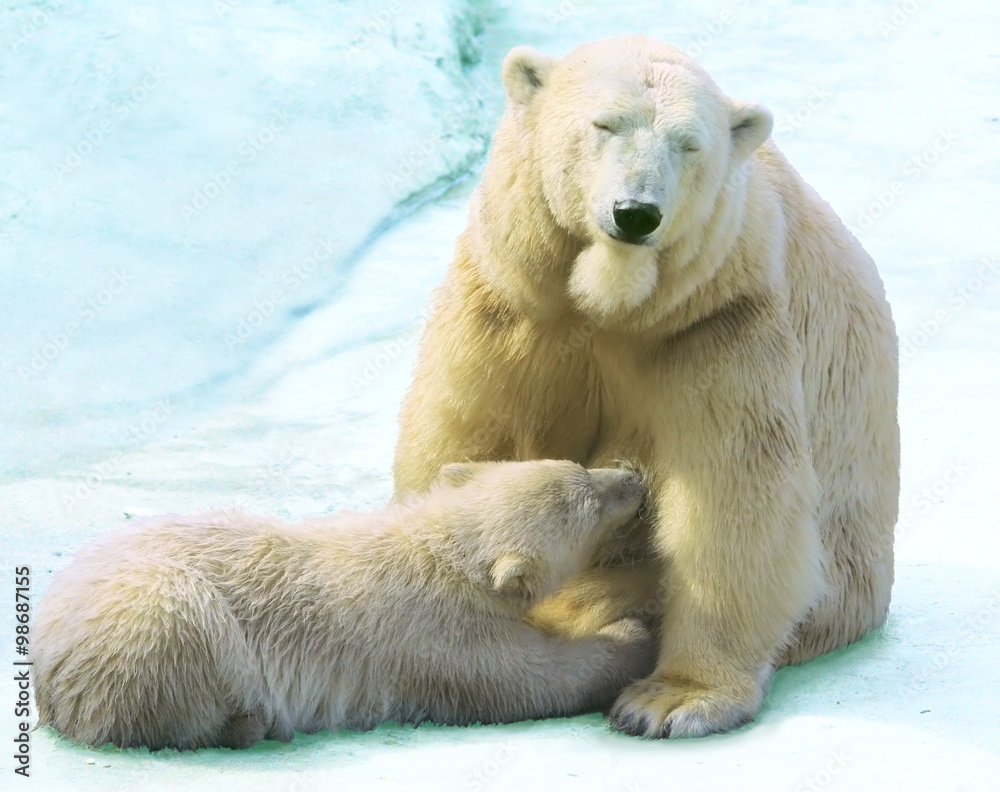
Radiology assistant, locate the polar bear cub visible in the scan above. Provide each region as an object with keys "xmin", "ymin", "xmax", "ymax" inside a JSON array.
[{"xmin": 32, "ymin": 460, "xmax": 653, "ymax": 750}]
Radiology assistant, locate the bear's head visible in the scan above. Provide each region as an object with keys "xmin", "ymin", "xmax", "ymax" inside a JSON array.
[
  {"xmin": 428, "ymin": 460, "xmax": 644, "ymax": 605},
  {"xmin": 477, "ymin": 35, "xmax": 772, "ymax": 322}
]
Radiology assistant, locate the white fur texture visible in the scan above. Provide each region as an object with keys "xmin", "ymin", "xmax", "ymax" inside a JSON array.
[{"xmin": 569, "ymin": 240, "xmax": 659, "ymax": 315}]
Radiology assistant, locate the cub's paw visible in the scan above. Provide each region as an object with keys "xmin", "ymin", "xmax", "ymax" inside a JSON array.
[
  {"xmin": 597, "ymin": 618, "xmax": 657, "ymax": 679},
  {"xmin": 526, "ymin": 588, "xmax": 600, "ymax": 639},
  {"xmin": 597, "ymin": 616, "xmax": 649, "ymax": 643},
  {"xmin": 608, "ymin": 674, "xmax": 763, "ymax": 738}
]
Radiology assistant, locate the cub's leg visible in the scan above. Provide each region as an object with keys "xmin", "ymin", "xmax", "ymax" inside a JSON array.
[
  {"xmin": 436, "ymin": 618, "xmax": 657, "ymax": 724},
  {"xmin": 34, "ymin": 563, "xmax": 263, "ymax": 750}
]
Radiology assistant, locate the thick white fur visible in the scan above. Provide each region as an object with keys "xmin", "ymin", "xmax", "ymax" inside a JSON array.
[
  {"xmin": 32, "ymin": 461, "xmax": 655, "ymax": 750},
  {"xmin": 393, "ymin": 36, "xmax": 899, "ymax": 738},
  {"xmin": 569, "ymin": 240, "xmax": 659, "ymax": 315}
]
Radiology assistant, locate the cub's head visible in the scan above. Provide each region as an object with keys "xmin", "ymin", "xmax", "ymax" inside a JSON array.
[
  {"xmin": 430, "ymin": 460, "xmax": 644, "ymax": 606},
  {"xmin": 500, "ymin": 35, "xmax": 772, "ymax": 317}
]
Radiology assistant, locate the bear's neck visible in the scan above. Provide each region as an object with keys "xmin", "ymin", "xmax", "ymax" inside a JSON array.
[
  {"xmin": 464, "ymin": 119, "xmax": 773, "ymax": 334},
  {"xmin": 465, "ymin": 115, "xmax": 583, "ymax": 321}
]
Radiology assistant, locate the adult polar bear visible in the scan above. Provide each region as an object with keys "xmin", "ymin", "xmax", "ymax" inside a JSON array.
[{"xmin": 393, "ymin": 35, "xmax": 899, "ymax": 738}]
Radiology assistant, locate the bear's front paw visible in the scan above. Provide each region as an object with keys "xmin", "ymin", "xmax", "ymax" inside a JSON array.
[{"xmin": 608, "ymin": 673, "xmax": 762, "ymax": 738}]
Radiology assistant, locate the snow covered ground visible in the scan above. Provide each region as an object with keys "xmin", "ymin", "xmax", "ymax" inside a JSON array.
[{"xmin": 2, "ymin": 0, "xmax": 999, "ymax": 789}]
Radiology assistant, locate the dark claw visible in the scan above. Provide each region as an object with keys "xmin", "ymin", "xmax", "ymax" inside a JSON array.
[{"xmin": 608, "ymin": 709, "xmax": 651, "ymax": 737}]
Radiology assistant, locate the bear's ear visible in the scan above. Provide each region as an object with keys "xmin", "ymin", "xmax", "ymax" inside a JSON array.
[
  {"xmin": 489, "ymin": 552, "xmax": 544, "ymax": 599},
  {"xmin": 438, "ymin": 462, "xmax": 479, "ymax": 487},
  {"xmin": 502, "ymin": 46, "xmax": 554, "ymax": 106},
  {"xmin": 729, "ymin": 102, "xmax": 773, "ymax": 160}
]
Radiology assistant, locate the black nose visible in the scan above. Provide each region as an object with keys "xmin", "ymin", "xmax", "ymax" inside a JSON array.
[{"xmin": 612, "ymin": 201, "xmax": 662, "ymax": 242}]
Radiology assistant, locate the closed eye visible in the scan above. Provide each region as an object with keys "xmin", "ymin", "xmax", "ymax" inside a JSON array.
[
  {"xmin": 678, "ymin": 137, "xmax": 701, "ymax": 153},
  {"xmin": 593, "ymin": 119, "xmax": 616, "ymax": 133}
]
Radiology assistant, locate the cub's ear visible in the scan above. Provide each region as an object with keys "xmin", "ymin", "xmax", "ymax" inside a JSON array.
[
  {"xmin": 489, "ymin": 552, "xmax": 545, "ymax": 599},
  {"xmin": 438, "ymin": 462, "xmax": 478, "ymax": 487},
  {"xmin": 502, "ymin": 46, "xmax": 555, "ymax": 106},
  {"xmin": 729, "ymin": 102, "xmax": 773, "ymax": 160}
]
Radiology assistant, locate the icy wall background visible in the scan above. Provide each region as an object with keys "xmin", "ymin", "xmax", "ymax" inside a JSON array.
[{"xmin": 2, "ymin": 0, "xmax": 999, "ymax": 789}]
